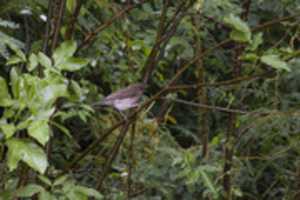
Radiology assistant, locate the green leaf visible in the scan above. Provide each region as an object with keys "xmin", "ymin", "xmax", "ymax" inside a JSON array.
[
  {"xmin": 6, "ymin": 55, "xmax": 24, "ymax": 65},
  {"xmin": 249, "ymin": 33, "xmax": 263, "ymax": 51},
  {"xmin": 75, "ymin": 186, "xmax": 103, "ymax": 199},
  {"xmin": 56, "ymin": 57, "xmax": 89, "ymax": 72},
  {"xmin": 49, "ymin": 121, "xmax": 72, "ymax": 138},
  {"xmin": 0, "ymin": 76, "xmax": 12, "ymax": 107},
  {"xmin": 38, "ymin": 191, "xmax": 55, "ymax": 200},
  {"xmin": 261, "ymin": 54, "xmax": 290, "ymax": 72},
  {"xmin": 224, "ymin": 14, "xmax": 251, "ymax": 42},
  {"xmin": 53, "ymin": 175, "xmax": 69, "ymax": 186},
  {"xmin": 38, "ymin": 52, "xmax": 52, "ymax": 68},
  {"xmin": 7, "ymin": 42, "xmax": 26, "ymax": 61},
  {"xmin": 28, "ymin": 120, "xmax": 50, "ymax": 146},
  {"xmin": 199, "ymin": 169, "xmax": 219, "ymax": 198},
  {"xmin": 6, "ymin": 138, "xmax": 48, "ymax": 174},
  {"xmin": 38, "ymin": 175, "xmax": 52, "ymax": 186},
  {"xmin": 16, "ymin": 184, "xmax": 44, "ymax": 197},
  {"xmin": 10, "ymin": 68, "xmax": 19, "ymax": 98},
  {"xmin": 28, "ymin": 53, "xmax": 39, "ymax": 71},
  {"xmin": 53, "ymin": 41, "xmax": 77, "ymax": 66},
  {"xmin": 1, "ymin": 123, "xmax": 16, "ymax": 139},
  {"xmin": 41, "ymin": 84, "xmax": 68, "ymax": 105},
  {"xmin": 67, "ymin": 0, "xmax": 77, "ymax": 12}
]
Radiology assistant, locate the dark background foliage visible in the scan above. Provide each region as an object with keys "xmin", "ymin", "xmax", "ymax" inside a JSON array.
[{"xmin": 0, "ymin": 0, "xmax": 300, "ymax": 199}]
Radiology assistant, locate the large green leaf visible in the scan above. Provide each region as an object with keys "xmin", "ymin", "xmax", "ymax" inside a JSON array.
[
  {"xmin": 56, "ymin": 57, "xmax": 89, "ymax": 72},
  {"xmin": 6, "ymin": 138, "xmax": 48, "ymax": 174},
  {"xmin": 261, "ymin": 54, "xmax": 290, "ymax": 72},
  {"xmin": 53, "ymin": 40, "xmax": 77, "ymax": 66},
  {"xmin": 38, "ymin": 52, "xmax": 52, "ymax": 68},
  {"xmin": 16, "ymin": 184, "xmax": 44, "ymax": 197},
  {"xmin": 27, "ymin": 53, "xmax": 39, "ymax": 71},
  {"xmin": 41, "ymin": 84, "xmax": 68, "ymax": 105},
  {"xmin": 28, "ymin": 120, "xmax": 50, "ymax": 146},
  {"xmin": 1, "ymin": 123, "xmax": 16, "ymax": 139},
  {"xmin": 0, "ymin": 76, "xmax": 12, "ymax": 107},
  {"xmin": 224, "ymin": 14, "xmax": 251, "ymax": 42}
]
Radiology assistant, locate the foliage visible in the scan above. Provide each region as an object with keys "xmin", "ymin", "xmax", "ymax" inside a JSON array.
[{"xmin": 0, "ymin": 0, "xmax": 300, "ymax": 199}]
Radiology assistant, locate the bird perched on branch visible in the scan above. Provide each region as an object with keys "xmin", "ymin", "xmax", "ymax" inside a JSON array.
[{"xmin": 93, "ymin": 83, "xmax": 146, "ymax": 111}]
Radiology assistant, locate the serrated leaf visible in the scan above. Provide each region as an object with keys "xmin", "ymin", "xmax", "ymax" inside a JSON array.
[
  {"xmin": 38, "ymin": 52, "xmax": 52, "ymax": 68},
  {"xmin": 53, "ymin": 41, "xmax": 77, "ymax": 66},
  {"xmin": 1, "ymin": 123, "xmax": 16, "ymax": 139},
  {"xmin": 56, "ymin": 57, "xmax": 89, "ymax": 72},
  {"xmin": 261, "ymin": 54, "xmax": 290, "ymax": 72},
  {"xmin": 28, "ymin": 120, "xmax": 50, "ymax": 146},
  {"xmin": 0, "ymin": 76, "xmax": 12, "ymax": 107},
  {"xmin": 28, "ymin": 53, "xmax": 38, "ymax": 71},
  {"xmin": 16, "ymin": 184, "xmax": 44, "ymax": 197},
  {"xmin": 6, "ymin": 138, "xmax": 48, "ymax": 174}
]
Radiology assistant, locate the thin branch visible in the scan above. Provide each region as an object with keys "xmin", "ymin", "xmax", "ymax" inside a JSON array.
[
  {"xmin": 166, "ymin": 13, "xmax": 300, "ymax": 87},
  {"xmin": 163, "ymin": 98, "xmax": 252, "ymax": 114},
  {"xmin": 127, "ymin": 123, "xmax": 136, "ymax": 199},
  {"xmin": 50, "ymin": 0, "xmax": 66, "ymax": 52},
  {"xmin": 168, "ymin": 72, "xmax": 274, "ymax": 91},
  {"xmin": 96, "ymin": 121, "xmax": 131, "ymax": 190},
  {"xmin": 65, "ymin": 0, "xmax": 83, "ymax": 40},
  {"xmin": 77, "ymin": 1, "xmax": 146, "ymax": 51},
  {"xmin": 42, "ymin": 0, "xmax": 53, "ymax": 55}
]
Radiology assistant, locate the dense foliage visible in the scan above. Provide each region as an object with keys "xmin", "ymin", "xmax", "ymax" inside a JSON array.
[{"xmin": 0, "ymin": 0, "xmax": 300, "ymax": 199}]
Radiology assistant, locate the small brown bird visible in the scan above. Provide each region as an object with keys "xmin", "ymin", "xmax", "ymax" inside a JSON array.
[{"xmin": 93, "ymin": 83, "xmax": 145, "ymax": 111}]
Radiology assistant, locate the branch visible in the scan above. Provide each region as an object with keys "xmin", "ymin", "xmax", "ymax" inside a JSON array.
[
  {"xmin": 77, "ymin": 1, "xmax": 146, "ymax": 51},
  {"xmin": 163, "ymin": 98, "xmax": 252, "ymax": 114},
  {"xmin": 65, "ymin": 0, "xmax": 83, "ymax": 40},
  {"xmin": 96, "ymin": 121, "xmax": 131, "ymax": 190},
  {"xmin": 167, "ymin": 72, "xmax": 274, "ymax": 91},
  {"xmin": 50, "ymin": 0, "xmax": 66, "ymax": 52}
]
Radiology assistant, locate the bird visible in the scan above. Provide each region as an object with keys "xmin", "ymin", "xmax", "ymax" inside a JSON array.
[{"xmin": 93, "ymin": 83, "xmax": 146, "ymax": 111}]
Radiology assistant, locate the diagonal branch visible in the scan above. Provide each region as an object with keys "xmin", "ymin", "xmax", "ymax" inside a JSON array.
[{"xmin": 77, "ymin": 1, "xmax": 147, "ymax": 51}]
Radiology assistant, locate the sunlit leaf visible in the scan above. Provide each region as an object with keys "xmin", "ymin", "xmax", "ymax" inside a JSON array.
[
  {"xmin": 38, "ymin": 52, "xmax": 52, "ymax": 68},
  {"xmin": 41, "ymin": 84, "xmax": 68, "ymax": 105},
  {"xmin": 261, "ymin": 54, "xmax": 290, "ymax": 72},
  {"xmin": 56, "ymin": 57, "xmax": 89, "ymax": 72},
  {"xmin": 28, "ymin": 120, "xmax": 50, "ymax": 146},
  {"xmin": 0, "ymin": 76, "xmax": 12, "ymax": 107},
  {"xmin": 6, "ymin": 138, "xmax": 48, "ymax": 174},
  {"xmin": 53, "ymin": 40, "xmax": 77, "ymax": 66},
  {"xmin": 224, "ymin": 14, "xmax": 251, "ymax": 42},
  {"xmin": 1, "ymin": 123, "xmax": 16, "ymax": 139},
  {"xmin": 28, "ymin": 53, "xmax": 38, "ymax": 71}
]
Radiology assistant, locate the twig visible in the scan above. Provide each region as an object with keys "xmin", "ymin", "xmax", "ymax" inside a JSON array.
[
  {"xmin": 77, "ymin": 1, "xmax": 146, "ymax": 51},
  {"xmin": 42, "ymin": 0, "xmax": 53, "ymax": 55},
  {"xmin": 96, "ymin": 121, "xmax": 131, "ymax": 190},
  {"xmin": 162, "ymin": 98, "xmax": 251, "ymax": 114},
  {"xmin": 50, "ymin": 0, "xmax": 66, "ymax": 52},
  {"xmin": 65, "ymin": 0, "xmax": 83, "ymax": 40}
]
